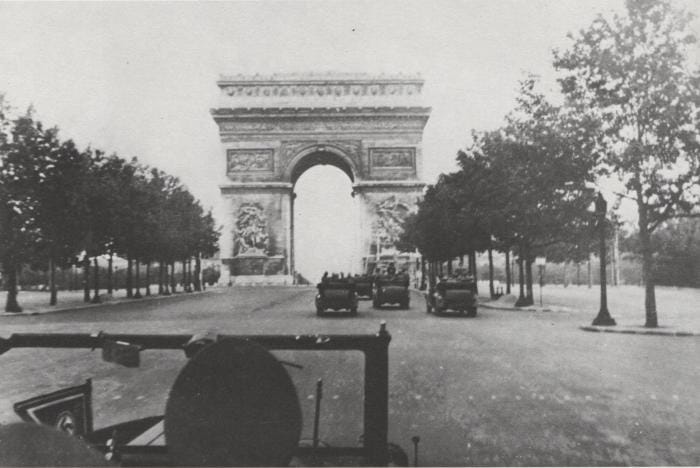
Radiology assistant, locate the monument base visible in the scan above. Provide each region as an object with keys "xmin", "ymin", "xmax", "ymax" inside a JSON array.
[
  {"xmin": 230, "ymin": 275, "xmax": 295, "ymax": 286},
  {"xmin": 224, "ymin": 255, "xmax": 287, "ymax": 276},
  {"xmin": 219, "ymin": 255, "xmax": 292, "ymax": 286}
]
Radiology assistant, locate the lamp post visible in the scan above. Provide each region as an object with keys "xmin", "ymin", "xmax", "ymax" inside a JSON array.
[{"xmin": 592, "ymin": 193, "xmax": 616, "ymax": 326}]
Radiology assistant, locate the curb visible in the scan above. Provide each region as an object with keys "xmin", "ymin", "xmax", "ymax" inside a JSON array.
[
  {"xmin": 479, "ymin": 302, "xmax": 553, "ymax": 313},
  {"xmin": 580, "ymin": 325, "xmax": 697, "ymax": 337},
  {"xmin": 0, "ymin": 289, "xmax": 216, "ymax": 317}
]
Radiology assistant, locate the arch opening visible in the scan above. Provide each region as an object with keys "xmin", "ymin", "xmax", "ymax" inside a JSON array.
[
  {"xmin": 292, "ymin": 163, "xmax": 360, "ymax": 284},
  {"xmin": 290, "ymin": 150, "xmax": 355, "ymax": 186}
]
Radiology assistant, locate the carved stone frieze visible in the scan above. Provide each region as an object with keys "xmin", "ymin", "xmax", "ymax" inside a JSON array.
[
  {"xmin": 279, "ymin": 140, "xmax": 317, "ymax": 163},
  {"xmin": 280, "ymin": 140, "xmax": 362, "ymax": 161},
  {"xmin": 370, "ymin": 147, "xmax": 415, "ymax": 168},
  {"xmin": 227, "ymin": 149, "xmax": 274, "ymax": 172},
  {"xmin": 220, "ymin": 82, "xmax": 423, "ymax": 99},
  {"xmin": 218, "ymin": 116, "xmax": 427, "ymax": 134}
]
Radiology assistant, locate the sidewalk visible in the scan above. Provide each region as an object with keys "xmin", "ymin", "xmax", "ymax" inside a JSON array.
[
  {"xmin": 479, "ymin": 285, "xmax": 700, "ymax": 337},
  {"xmin": 0, "ymin": 286, "xmax": 217, "ymax": 317},
  {"xmin": 479, "ymin": 294, "xmax": 560, "ymax": 313}
]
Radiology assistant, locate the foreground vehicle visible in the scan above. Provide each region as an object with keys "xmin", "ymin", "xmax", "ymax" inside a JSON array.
[
  {"xmin": 373, "ymin": 276, "xmax": 410, "ymax": 309},
  {"xmin": 315, "ymin": 281, "xmax": 358, "ymax": 316},
  {"xmin": 425, "ymin": 278, "xmax": 477, "ymax": 316},
  {"xmin": 0, "ymin": 324, "xmax": 409, "ymax": 466}
]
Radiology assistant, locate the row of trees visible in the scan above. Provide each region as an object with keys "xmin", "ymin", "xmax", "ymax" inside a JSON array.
[
  {"xmin": 0, "ymin": 99, "xmax": 220, "ymax": 312},
  {"xmin": 403, "ymin": 77, "xmax": 597, "ymax": 306},
  {"xmin": 402, "ymin": 0, "xmax": 700, "ymax": 326}
]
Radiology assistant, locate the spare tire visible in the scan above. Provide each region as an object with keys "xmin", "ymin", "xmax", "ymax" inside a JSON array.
[{"xmin": 165, "ymin": 338, "xmax": 302, "ymax": 466}]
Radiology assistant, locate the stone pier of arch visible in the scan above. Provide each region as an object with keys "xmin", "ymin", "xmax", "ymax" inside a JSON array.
[{"xmin": 211, "ymin": 73, "xmax": 431, "ymax": 285}]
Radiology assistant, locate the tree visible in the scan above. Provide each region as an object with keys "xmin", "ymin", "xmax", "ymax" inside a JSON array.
[
  {"xmin": 0, "ymin": 106, "xmax": 49, "ymax": 312},
  {"xmin": 622, "ymin": 217, "xmax": 700, "ymax": 288},
  {"xmin": 554, "ymin": 0, "xmax": 700, "ymax": 327},
  {"xmin": 33, "ymin": 138, "xmax": 92, "ymax": 305},
  {"xmin": 458, "ymin": 78, "xmax": 597, "ymax": 305},
  {"xmin": 192, "ymin": 209, "xmax": 220, "ymax": 291}
]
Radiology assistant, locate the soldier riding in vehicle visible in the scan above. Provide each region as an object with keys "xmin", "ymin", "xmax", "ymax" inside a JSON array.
[
  {"xmin": 425, "ymin": 269, "xmax": 477, "ymax": 316},
  {"xmin": 315, "ymin": 272, "xmax": 358, "ymax": 316},
  {"xmin": 372, "ymin": 264, "xmax": 410, "ymax": 309}
]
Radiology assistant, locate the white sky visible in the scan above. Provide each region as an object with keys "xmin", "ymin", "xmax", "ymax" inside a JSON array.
[
  {"xmin": 1, "ymin": 1, "xmax": 698, "ymax": 274},
  {"xmin": 294, "ymin": 166, "xmax": 360, "ymax": 280}
]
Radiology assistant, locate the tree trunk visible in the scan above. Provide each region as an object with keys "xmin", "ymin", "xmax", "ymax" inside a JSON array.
[
  {"xmin": 469, "ymin": 251, "xmax": 478, "ymax": 294},
  {"xmin": 447, "ymin": 258, "xmax": 453, "ymax": 276},
  {"xmin": 170, "ymin": 262, "xmax": 177, "ymax": 293},
  {"xmin": 134, "ymin": 259, "xmax": 142, "ymax": 299},
  {"xmin": 49, "ymin": 258, "xmax": 57, "ymax": 306},
  {"xmin": 587, "ymin": 253, "xmax": 593, "ymax": 289},
  {"xmin": 83, "ymin": 255, "xmax": 91, "ymax": 303},
  {"xmin": 429, "ymin": 261, "xmax": 437, "ymax": 289},
  {"xmin": 4, "ymin": 262, "xmax": 22, "ymax": 312},
  {"xmin": 525, "ymin": 256, "xmax": 534, "ymax": 306},
  {"xmin": 563, "ymin": 262, "xmax": 569, "ymax": 288},
  {"xmin": 126, "ymin": 255, "xmax": 133, "ymax": 298},
  {"xmin": 420, "ymin": 257, "xmax": 426, "ymax": 290},
  {"xmin": 187, "ymin": 259, "xmax": 192, "ymax": 292},
  {"xmin": 505, "ymin": 250, "xmax": 511, "ymax": 295},
  {"xmin": 194, "ymin": 255, "xmax": 202, "ymax": 292},
  {"xmin": 91, "ymin": 256, "xmax": 101, "ymax": 303},
  {"xmin": 162, "ymin": 261, "xmax": 170, "ymax": 295},
  {"xmin": 638, "ymin": 204, "xmax": 658, "ymax": 327},
  {"xmin": 145, "ymin": 263, "xmax": 151, "ymax": 296},
  {"xmin": 612, "ymin": 224, "xmax": 620, "ymax": 286},
  {"xmin": 488, "ymin": 246, "xmax": 495, "ymax": 298},
  {"xmin": 515, "ymin": 253, "xmax": 526, "ymax": 307},
  {"xmin": 107, "ymin": 252, "xmax": 113, "ymax": 295},
  {"xmin": 576, "ymin": 262, "xmax": 581, "ymax": 286}
]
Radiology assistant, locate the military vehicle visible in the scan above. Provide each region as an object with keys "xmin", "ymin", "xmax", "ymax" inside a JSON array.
[
  {"xmin": 372, "ymin": 276, "xmax": 410, "ymax": 309},
  {"xmin": 315, "ymin": 280, "xmax": 359, "ymax": 316},
  {"xmin": 425, "ymin": 277, "xmax": 477, "ymax": 316},
  {"xmin": 0, "ymin": 323, "xmax": 412, "ymax": 466}
]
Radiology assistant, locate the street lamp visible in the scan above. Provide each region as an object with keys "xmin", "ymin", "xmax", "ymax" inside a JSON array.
[{"xmin": 592, "ymin": 193, "xmax": 616, "ymax": 326}]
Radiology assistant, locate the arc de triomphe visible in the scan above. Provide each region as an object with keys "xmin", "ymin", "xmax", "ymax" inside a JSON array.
[{"xmin": 211, "ymin": 73, "xmax": 431, "ymax": 285}]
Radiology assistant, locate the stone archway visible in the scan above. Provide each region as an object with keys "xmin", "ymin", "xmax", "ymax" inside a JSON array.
[
  {"xmin": 286, "ymin": 146, "xmax": 357, "ymax": 280},
  {"xmin": 212, "ymin": 73, "xmax": 431, "ymax": 285},
  {"xmin": 285, "ymin": 144, "xmax": 357, "ymax": 184}
]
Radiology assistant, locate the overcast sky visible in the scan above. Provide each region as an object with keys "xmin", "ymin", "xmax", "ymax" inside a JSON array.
[{"xmin": 1, "ymin": 1, "xmax": 698, "ymax": 277}]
